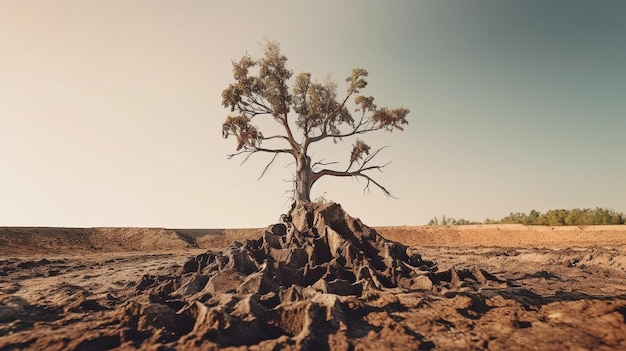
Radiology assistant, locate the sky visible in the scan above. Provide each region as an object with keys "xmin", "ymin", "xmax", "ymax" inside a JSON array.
[{"xmin": 1, "ymin": 0, "xmax": 625, "ymax": 228}]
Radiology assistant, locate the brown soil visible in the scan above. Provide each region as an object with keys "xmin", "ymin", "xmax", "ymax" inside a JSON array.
[{"xmin": 1, "ymin": 208, "xmax": 625, "ymax": 350}]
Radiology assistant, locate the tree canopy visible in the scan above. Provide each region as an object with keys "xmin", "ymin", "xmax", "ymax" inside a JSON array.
[{"xmin": 221, "ymin": 41, "xmax": 409, "ymax": 205}]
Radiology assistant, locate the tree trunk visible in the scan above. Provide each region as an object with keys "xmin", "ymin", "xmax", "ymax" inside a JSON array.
[{"xmin": 294, "ymin": 154, "xmax": 312, "ymax": 205}]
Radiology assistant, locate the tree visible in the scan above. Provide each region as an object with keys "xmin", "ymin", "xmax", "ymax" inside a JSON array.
[
  {"xmin": 221, "ymin": 42, "xmax": 409, "ymax": 205},
  {"xmin": 527, "ymin": 209, "xmax": 540, "ymax": 225}
]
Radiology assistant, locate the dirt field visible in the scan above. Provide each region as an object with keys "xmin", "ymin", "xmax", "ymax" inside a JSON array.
[{"xmin": 1, "ymin": 222, "xmax": 625, "ymax": 350}]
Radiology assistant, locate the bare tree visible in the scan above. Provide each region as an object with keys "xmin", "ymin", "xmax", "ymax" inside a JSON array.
[{"xmin": 221, "ymin": 41, "xmax": 409, "ymax": 205}]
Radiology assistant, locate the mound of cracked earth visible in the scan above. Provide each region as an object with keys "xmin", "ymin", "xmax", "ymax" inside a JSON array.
[{"xmin": 120, "ymin": 202, "xmax": 504, "ymax": 349}]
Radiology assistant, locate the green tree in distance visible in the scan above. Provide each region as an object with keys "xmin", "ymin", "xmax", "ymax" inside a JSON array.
[
  {"xmin": 221, "ymin": 41, "xmax": 409, "ymax": 205},
  {"xmin": 430, "ymin": 208, "xmax": 625, "ymax": 226}
]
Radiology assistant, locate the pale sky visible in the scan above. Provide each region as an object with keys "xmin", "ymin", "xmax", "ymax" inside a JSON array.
[{"xmin": 1, "ymin": 1, "xmax": 625, "ymax": 228}]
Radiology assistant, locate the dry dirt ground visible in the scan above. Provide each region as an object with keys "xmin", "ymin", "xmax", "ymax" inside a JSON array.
[{"xmin": 1, "ymin": 222, "xmax": 625, "ymax": 350}]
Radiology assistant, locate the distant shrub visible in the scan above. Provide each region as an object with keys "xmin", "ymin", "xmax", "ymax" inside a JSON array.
[
  {"xmin": 428, "ymin": 215, "xmax": 480, "ymax": 226},
  {"xmin": 428, "ymin": 208, "xmax": 624, "ymax": 226}
]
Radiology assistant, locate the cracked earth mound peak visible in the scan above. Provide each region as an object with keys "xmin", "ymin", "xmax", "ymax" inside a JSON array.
[
  {"xmin": 181, "ymin": 202, "xmax": 440, "ymax": 298},
  {"xmin": 123, "ymin": 202, "xmax": 500, "ymax": 349}
]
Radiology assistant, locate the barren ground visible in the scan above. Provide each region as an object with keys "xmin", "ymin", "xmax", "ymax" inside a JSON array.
[{"xmin": 1, "ymin": 224, "xmax": 625, "ymax": 350}]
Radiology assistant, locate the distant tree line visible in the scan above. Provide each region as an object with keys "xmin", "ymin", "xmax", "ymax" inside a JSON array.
[
  {"xmin": 427, "ymin": 215, "xmax": 480, "ymax": 226},
  {"xmin": 428, "ymin": 208, "xmax": 625, "ymax": 226}
]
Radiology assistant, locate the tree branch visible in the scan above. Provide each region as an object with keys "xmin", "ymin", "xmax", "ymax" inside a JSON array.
[
  {"xmin": 227, "ymin": 147, "xmax": 293, "ymax": 161},
  {"xmin": 321, "ymin": 90, "xmax": 354, "ymax": 137},
  {"xmin": 311, "ymin": 159, "xmax": 340, "ymax": 172},
  {"xmin": 347, "ymin": 146, "xmax": 389, "ymax": 172},
  {"xmin": 306, "ymin": 92, "xmax": 356, "ymax": 145},
  {"xmin": 261, "ymin": 135, "xmax": 290, "ymax": 142},
  {"xmin": 307, "ymin": 112, "xmax": 381, "ymax": 145},
  {"xmin": 257, "ymin": 147, "xmax": 293, "ymax": 154},
  {"xmin": 281, "ymin": 112, "xmax": 301, "ymax": 151},
  {"xmin": 311, "ymin": 160, "xmax": 394, "ymax": 198},
  {"xmin": 360, "ymin": 173, "xmax": 396, "ymax": 198},
  {"xmin": 248, "ymin": 95, "xmax": 272, "ymax": 113},
  {"xmin": 258, "ymin": 153, "xmax": 280, "ymax": 181}
]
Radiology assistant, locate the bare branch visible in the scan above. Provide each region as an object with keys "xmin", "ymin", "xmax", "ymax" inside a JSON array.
[
  {"xmin": 240, "ymin": 151, "xmax": 255, "ymax": 165},
  {"xmin": 261, "ymin": 135, "xmax": 290, "ymax": 142},
  {"xmin": 355, "ymin": 146, "xmax": 389, "ymax": 171},
  {"xmin": 311, "ymin": 159, "xmax": 340, "ymax": 171},
  {"xmin": 258, "ymin": 153, "xmax": 280, "ymax": 181},
  {"xmin": 257, "ymin": 147, "xmax": 294, "ymax": 154},
  {"xmin": 311, "ymin": 160, "xmax": 394, "ymax": 198},
  {"xmin": 227, "ymin": 147, "xmax": 293, "ymax": 163},
  {"xmin": 280, "ymin": 111, "xmax": 301, "ymax": 151},
  {"xmin": 226, "ymin": 149, "xmax": 251, "ymax": 161},
  {"xmin": 361, "ymin": 173, "xmax": 396, "ymax": 199},
  {"xmin": 282, "ymin": 175, "xmax": 297, "ymax": 207},
  {"xmin": 357, "ymin": 161, "xmax": 392, "ymax": 174}
]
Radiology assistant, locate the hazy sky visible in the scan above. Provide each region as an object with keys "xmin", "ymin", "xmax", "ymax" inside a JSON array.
[{"xmin": 1, "ymin": 1, "xmax": 625, "ymax": 228}]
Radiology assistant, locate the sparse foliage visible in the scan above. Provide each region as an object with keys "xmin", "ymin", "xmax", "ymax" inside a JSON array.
[
  {"xmin": 222, "ymin": 41, "xmax": 409, "ymax": 204},
  {"xmin": 313, "ymin": 192, "xmax": 331, "ymax": 205}
]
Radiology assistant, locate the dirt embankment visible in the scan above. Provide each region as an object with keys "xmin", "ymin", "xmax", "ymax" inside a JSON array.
[
  {"xmin": 0, "ymin": 227, "xmax": 266, "ymax": 256},
  {"xmin": 378, "ymin": 224, "xmax": 626, "ymax": 248},
  {"xmin": 2, "ymin": 224, "xmax": 624, "ymax": 257}
]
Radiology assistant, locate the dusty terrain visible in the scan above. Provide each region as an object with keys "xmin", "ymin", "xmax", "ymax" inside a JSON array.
[{"xmin": 1, "ymin": 207, "xmax": 625, "ymax": 350}]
